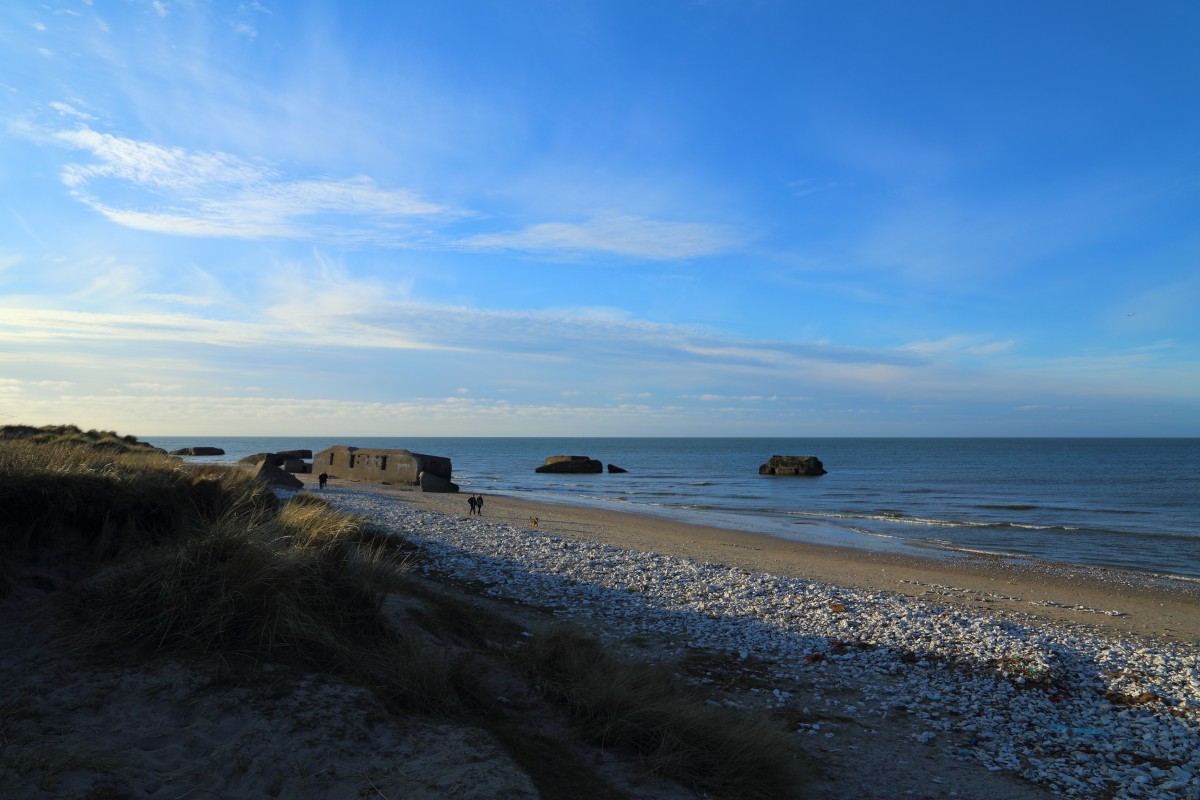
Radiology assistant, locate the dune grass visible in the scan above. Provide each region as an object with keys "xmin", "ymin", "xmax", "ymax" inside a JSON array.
[
  {"xmin": 0, "ymin": 423, "xmax": 166, "ymax": 454},
  {"xmin": 1, "ymin": 428, "xmax": 467, "ymax": 712},
  {"xmin": 1, "ymin": 425, "xmax": 811, "ymax": 798},
  {"xmin": 0, "ymin": 428, "xmax": 276, "ymax": 562},
  {"xmin": 514, "ymin": 625, "xmax": 808, "ymax": 800}
]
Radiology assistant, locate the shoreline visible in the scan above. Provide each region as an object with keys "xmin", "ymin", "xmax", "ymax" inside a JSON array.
[
  {"xmin": 304, "ymin": 475, "xmax": 1200, "ymax": 644},
  {"xmin": 309, "ymin": 475, "xmax": 1200, "ymax": 798}
]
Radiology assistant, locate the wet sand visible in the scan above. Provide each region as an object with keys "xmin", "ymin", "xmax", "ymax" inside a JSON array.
[{"xmin": 311, "ymin": 477, "xmax": 1200, "ymax": 644}]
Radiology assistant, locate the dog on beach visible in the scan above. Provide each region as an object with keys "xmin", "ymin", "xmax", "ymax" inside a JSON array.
[{"xmin": 529, "ymin": 516, "xmax": 539, "ymax": 528}]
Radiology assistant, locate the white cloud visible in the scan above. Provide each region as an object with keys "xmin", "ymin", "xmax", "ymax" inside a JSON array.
[
  {"xmin": 0, "ymin": 378, "xmax": 74, "ymax": 394},
  {"xmin": 126, "ymin": 382, "xmax": 183, "ymax": 392},
  {"xmin": 462, "ymin": 212, "xmax": 737, "ymax": 260},
  {"xmin": 902, "ymin": 335, "xmax": 1014, "ymax": 357},
  {"xmin": 49, "ymin": 101, "xmax": 97, "ymax": 122},
  {"xmin": 687, "ymin": 393, "xmax": 768, "ymax": 402},
  {"xmin": 35, "ymin": 125, "xmax": 737, "ymax": 261},
  {"xmin": 75, "ymin": 264, "xmax": 154, "ymax": 300},
  {"xmin": 140, "ymin": 292, "xmax": 216, "ymax": 308},
  {"xmin": 51, "ymin": 126, "xmax": 455, "ymax": 242},
  {"xmin": 7, "ymin": 392, "xmax": 776, "ymax": 437}
]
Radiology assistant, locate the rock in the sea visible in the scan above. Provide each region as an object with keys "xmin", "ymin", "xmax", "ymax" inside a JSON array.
[
  {"xmin": 535, "ymin": 455, "xmax": 603, "ymax": 474},
  {"xmin": 607, "ymin": 464, "xmax": 628, "ymax": 473},
  {"xmin": 252, "ymin": 459, "xmax": 304, "ymax": 489},
  {"xmin": 758, "ymin": 455, "xmax": 827, "ymax": 476},
  {"xmin": 170, "ymin": 446, "xmax": 225, "ymax": 456},
  {"xmin": 419, "ymin": 471, "xmax": 460, "ymax": 493}
]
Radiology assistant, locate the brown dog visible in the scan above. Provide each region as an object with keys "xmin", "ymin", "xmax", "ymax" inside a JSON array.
[{"xmin": 529, "ymin": 516, "xmax": 539, "ymax": 528}]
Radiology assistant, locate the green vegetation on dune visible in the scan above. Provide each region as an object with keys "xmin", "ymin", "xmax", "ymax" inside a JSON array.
[
  {"xmin": 0, "ymin": 428, "xmax": 276, "ymax": 563},
  {"xmin": 0, "ymin": 424, "xmax": 810, "ymax": 799},
  {"xmin": 0, "ymin": 423, "xmax": 165, "ymax": 454}
]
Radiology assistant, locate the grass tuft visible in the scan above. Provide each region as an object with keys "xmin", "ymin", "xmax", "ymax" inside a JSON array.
[
  {"xmin": 514, "ymin": 626, "xmax": 809, "ymax": 800},
  {"xmin": 62, "ymin": 501, "xmax": 467, "ymax": 714}
]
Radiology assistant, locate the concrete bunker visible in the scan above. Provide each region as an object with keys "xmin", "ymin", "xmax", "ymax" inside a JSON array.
[{"xmin": 313, "ymin": 445, "xmax": 453, "ymax": 487}]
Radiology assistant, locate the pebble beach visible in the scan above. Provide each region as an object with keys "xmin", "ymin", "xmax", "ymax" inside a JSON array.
[{"xmin": 317, "ymin": 478, "xmax": 1200, "ymax": 800}]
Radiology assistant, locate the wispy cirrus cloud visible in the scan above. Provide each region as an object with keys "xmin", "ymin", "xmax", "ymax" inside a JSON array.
[
  {"xmin": 48, "ymin": 101, "xmax": 96, "ymax": 122},
  {"xmin": 460, "ymin": 212, "xmax": 738, "ymax": 260},
  {"xmin": 901, "ymin": 334, "xmax": 1015, "ymax": 357},
  {"xmin": 229, "ymin": 0, "xmax": 270, "ymax": 38},
  {"xmin": 45, "ymin": 125, "xmax": 738, "ymax": 260},
  {"xmin": 51, "ymin": 126, "xmax": 456, "ymax": 242}
]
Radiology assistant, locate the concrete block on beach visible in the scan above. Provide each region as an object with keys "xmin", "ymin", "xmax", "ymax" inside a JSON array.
[
  {"xmin": 170, "ymin": 446, "xmax": 225, "ymax": 456},
  {"xmin": 419, "ymin": 471, "xmax": 460, "ymax": 493},
  {"xmin": 252, "ymin": 459, "xmax": 305, "ymax": 489},
  {"xmin": 535, "ymin": 455, "xmax": 603, "ymax": 474},
  {"xmin": 313, "ymin": 445, "xmax": 452, "ymax": 486},
  {"xmin": 238, "ymin": 450, "xmax": 312, "ymax": 469},
  {"xmin": 758, "ymin": 455, "xmax": 827, "ymax": 476}
]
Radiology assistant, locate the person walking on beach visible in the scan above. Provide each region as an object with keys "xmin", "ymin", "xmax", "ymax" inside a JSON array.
[
  {"xmin": 473, "ymin": 494, "xmax": 484, "ymax": 515},
  {"xmin": 318, "ymin": 472, "xmax": 328, "ymax": 490},
  {"xmin": 468, "ymin": 495, "xmax": 477, "ymax": 516}
]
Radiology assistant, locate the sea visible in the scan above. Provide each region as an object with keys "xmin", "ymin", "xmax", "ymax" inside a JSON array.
[{"xmin": 144, "ymin": 437, "xmax": 1200, "ymax": 581}]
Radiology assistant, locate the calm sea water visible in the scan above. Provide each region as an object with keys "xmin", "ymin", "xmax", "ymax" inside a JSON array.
[{"xmin": 145, "ymin": 437, "xmax": 1200, "ymax": 580}]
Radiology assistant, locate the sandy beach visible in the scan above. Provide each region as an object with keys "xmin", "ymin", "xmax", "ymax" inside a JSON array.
[
  {"xmin": 345, "ymin": 478, "xmax": 1200, "ymax": 645},
  {"xmin": 309, "ymin": 476, "xmax": 1200, "ymax": 799}
]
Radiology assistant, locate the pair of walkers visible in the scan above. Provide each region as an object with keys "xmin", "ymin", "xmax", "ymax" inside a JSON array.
[{"xmin": 467, "ymin": 493, "xmax": 485, "ymax": 516}]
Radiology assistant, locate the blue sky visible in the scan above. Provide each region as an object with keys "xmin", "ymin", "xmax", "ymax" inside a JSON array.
[{"xmin": 1, "ymin": 1, "xmax": 1197, "ymax": 436}]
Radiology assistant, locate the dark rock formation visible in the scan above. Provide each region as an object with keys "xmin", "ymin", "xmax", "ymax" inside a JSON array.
[
  {"xmin": 758, "ymin": 455, "xmax": 827, "ymax": 476},
  {"xmin": 607, "ymin": 464, "xmax": 628, "ymax": 473},
  {"xmin": 535, "ymin": 455, "xmax": 603, "ymax": 474},
  {"xmin": 170, "ymin": 446, "xmax": 225, "ymax": 456},
  {"xmin": 252, "ymin": 459, "xmax": 305, "ymax": 489},
  {"xmin": 419, "ymin": 471, "xmax": 460, "ymax": 493}
]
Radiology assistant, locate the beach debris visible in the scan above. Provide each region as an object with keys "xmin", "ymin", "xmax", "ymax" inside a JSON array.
[{"xmin": 758, "ymin": 455, "xmax": 827, "ymax": 476}]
